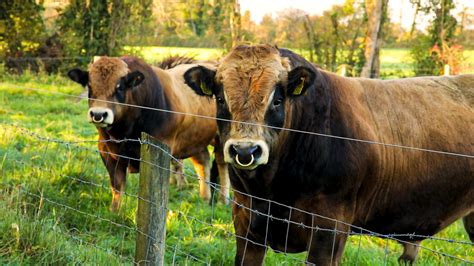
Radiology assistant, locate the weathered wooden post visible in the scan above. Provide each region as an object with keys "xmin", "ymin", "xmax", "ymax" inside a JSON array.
[{"xmin": 135, "ymin": 132, "xmax": 170, "ymax": 266}]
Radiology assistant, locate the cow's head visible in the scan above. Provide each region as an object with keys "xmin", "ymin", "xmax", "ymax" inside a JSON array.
[
  {"xmin": 67, "ymin": 57, "xmax": 145, "ymax": 129},
  {"xmin": 184, "ymin": 45, "xmax": 316, "ymax": 170}
]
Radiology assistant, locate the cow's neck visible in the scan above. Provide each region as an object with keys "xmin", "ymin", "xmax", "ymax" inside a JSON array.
[
  {"xmin": 137, "ymin": 68, "xmax": 176, "ymax": 138},
  {"xmin": 268, "ymin": 71, "xmax": 359, "ymax": 202}
]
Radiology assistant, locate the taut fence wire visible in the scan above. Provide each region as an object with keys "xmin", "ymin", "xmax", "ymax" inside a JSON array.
[{"xmin": 5, "ymin": 84, "xmax": 474, "ymax": 159}]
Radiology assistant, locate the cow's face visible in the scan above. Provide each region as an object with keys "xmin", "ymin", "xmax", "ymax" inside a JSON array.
[
  {"xmin": 68, "ymin": 57, "xmax": 144, "ymax": 129},
  {"xmin": 185, "ymin": 45, "xmax": 316, "ymax": 171}
]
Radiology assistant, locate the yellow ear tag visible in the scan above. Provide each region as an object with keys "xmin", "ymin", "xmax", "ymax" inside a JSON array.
[
  {"xmin": 293, "ymin": 77, "xmax": 305, "ymax": 95},
  {"xmin": 200, "ymin": 81, "xmax": 212, "ymax": 96}
]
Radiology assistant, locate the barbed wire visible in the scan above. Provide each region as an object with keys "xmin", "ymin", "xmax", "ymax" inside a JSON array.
[
  {"xmin": 2, "ymin": 57, "xmax": 92, "ymax": 61},
  {"xmin": 3, "ymin": 85, "xmax": 473, "ymax": 159},
  {"xmin": 145, "ymin": 132, "xmax": 474, "ymax": 263},
  {"xmin": 2, "ymin": 183, "xmax": 210, "ymax": 265},
  {"xmin": 3, "ymin": 123, "xmax": 473, "ymax": 265},
  {"xmin": 3, "ymin": 123, "xmax": 474, "ymax": 246}
]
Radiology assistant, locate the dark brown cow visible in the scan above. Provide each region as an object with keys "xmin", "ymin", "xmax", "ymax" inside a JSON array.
[
  {"xmin": 68, "ymin": 56, "xmax": 230, "ymax": 211},
  {"xmin": 184, "ymin": 44, "xmax": 474, "ymax": 265}
]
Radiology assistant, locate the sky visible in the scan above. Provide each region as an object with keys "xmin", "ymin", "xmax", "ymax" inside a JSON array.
[{"xmin": 240, "ymin": 0, "xmax": 474, "ymax": 30}]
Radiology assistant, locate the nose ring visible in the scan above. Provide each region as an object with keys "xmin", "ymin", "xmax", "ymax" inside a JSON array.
[
  {"xmin": 235, "ymin": 154, "xmax": 254, "ymax": 167},
  {"xmin": 92, "ymin": 116, "xmax": 104, "ymax": 123}
]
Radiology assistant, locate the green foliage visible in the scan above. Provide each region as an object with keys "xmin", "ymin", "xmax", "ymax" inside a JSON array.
[
  {"xmin": 55, "ymin": 0, "xmax": 155, "ymax": 68},
  {"xmin": 57, "ymin": 0, "xmax": 124, "ymax": 59},
  {"xmin": 410, "ymin": 0, "xmax": 464, "ymax": 75},
  {"xmin": 410, "ymin": 35, "xmax": 442, "ymax": 76},
  {"xmin": 0, "ymin": 0, "xmax": 46, "ymax": 57},
  {"xmin": 0, "ymin": 0, "xmax": 47, "ymax": 73},
  {"xmin": 297, "ymin": 0, "xmax": 367, "ymax": 75},
  {"xmin": 153, "ymin": 0, "xmax": 239, "ymax": 48}
]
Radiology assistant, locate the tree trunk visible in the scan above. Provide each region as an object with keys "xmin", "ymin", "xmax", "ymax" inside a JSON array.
[
  {"xmin": 361, "ymin": 0, "xmax": 388, "ymax": 78},
  {"xmin": 330, "ymin": 13, "xmax": 339, "ymax": 72},
  {"xmin": 409, "ymin": 1, "xmax": 420, "ymax": 37},
  {"xmin": 229, "ymin": 0, "xmax": 241, "ymax": 48},
  {"xmin": 346, "ymin": 19, "xmax": 363, "ymax": 71},
  {"xmin": 303, "ymin": 15, "xmax": 315, "ymax": 62}
]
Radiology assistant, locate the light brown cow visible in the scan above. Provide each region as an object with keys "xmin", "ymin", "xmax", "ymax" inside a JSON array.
[
  {"xmin": 68, "ymin": 56, "xmax": 230, "ymax": 210},
  {"xmin": 184, "ymin": 44, "xmax": 473, "ymax": 265}
]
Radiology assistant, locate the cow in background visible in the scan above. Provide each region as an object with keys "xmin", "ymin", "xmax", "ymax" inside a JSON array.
[
  {"xmin": 184, "ymin": 44, "xmax": 473, "ymax": 265},
  {"xmin": 68, "ymin": 55, "xmax": 230, "ymax": 211}
]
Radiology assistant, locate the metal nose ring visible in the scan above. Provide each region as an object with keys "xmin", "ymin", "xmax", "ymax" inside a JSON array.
[
  {"xmin": 92, "ymin": 116, "xmax": 104, "ymax": 123},
  {"xmin": 235, "ymin": 154, "xmax": 254, "ymax": 167}
]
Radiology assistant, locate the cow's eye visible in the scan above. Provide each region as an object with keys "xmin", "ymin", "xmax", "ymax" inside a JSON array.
[
  {"xmin": 216, "ymin": 96, "xmax": 225, "ymax": 104},
  {"xmin": 273, "ymin": 98, "xmax": 283, "ymax": 107},
  {"xmin": 116, "ymin": 83, "xmax": 123, "ymax": 91}
]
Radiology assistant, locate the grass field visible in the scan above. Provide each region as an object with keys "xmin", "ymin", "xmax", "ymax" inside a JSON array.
[{"xmin": 0, "ymin": 48, "xmax": 473, "ymax": 265}]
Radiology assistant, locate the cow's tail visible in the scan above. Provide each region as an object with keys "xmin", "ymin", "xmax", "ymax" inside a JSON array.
[
  {"xmin": 463, "ymin": 212, "xmax": 474, "ymax": 242},
  {"xmin": 209, "ymin": 157, "xmax": 219, "ymax": 205}
]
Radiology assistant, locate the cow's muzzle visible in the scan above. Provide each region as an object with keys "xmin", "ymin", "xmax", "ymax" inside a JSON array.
[
  {"xmin": 88, "ymin": 107, "xmax": 114, "ymax": 127},
  {"xmin": 224, "ymin": 139, "xmax": 269, "ymax": 170}
]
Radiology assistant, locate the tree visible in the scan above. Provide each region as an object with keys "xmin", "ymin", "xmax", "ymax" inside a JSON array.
[
  {"xmin": 410, "ymin": 0, "xmax": 461, "ymax": 75},
  {"xmin": 361, "ymin": 0, "xmax": 389, "ymax": 78},
  {"xmin": 255, "ymin": 14, "xmax": 277, "ymax": 44},
  {"xmin": 0, "ymin": 0, "xmax": 46, "ymax": 72},
  {"xmin": 229, "ymin": 0, "xmax": 242, "ymax": 47},
  {"xmin": 301, "ymin": 0, "xmax": 366, "ymax": 75}
]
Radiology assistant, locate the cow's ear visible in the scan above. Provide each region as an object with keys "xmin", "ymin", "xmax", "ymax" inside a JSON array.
[
  {"xmin": 184, "ymin": 66, "xmax": 216, "ymax": 97},
  {"xmin": 67, "ymin": 68, "xmax": 89, "ymax": 87},
  {"xmin": 124, "ymin": 71, "xmax": 145, "ymax": 89},
  {"xmin": 287, "ymin": 66, "xmax": 316, "ymax": 96}
]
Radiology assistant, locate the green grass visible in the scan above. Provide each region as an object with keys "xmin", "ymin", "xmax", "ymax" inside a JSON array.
[
  {"xmin": 125, "ymin": 46, "xmax": 225, "ymax": 63},
  {"xmin": 0, "ymin": 49, "xmax": 473, "ymax": 265}
]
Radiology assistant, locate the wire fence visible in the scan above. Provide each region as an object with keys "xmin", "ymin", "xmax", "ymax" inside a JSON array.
[
  {"xmin": 1, "ymin": 124, "xmax": 473, "ymax": 265},
  {"xmin": 1, "ymin": 74, "xmax": 473, "ymax": 264}
]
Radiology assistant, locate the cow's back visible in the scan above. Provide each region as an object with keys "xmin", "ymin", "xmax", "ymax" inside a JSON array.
[
  {"xmin": 325, "ymin": 73, "xmax": 474, "ymax": 234},
  {"xmin": 153, "ymin": 64, "xmax": 217, "ymax": 157}
]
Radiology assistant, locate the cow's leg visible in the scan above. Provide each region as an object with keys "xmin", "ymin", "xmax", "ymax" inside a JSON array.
[
  {"xmin": 398, "ymin": 241, "xmax": 420, "ymax": 265},
  {"xmin": 190, "ymin": 149, "xmax": 211, "ymax": 201},
  {"xmin": 99, "ymin": 142, "xmax": 127, "ymax": 212},
  {"xmin": 463, "ymin": 212, "xmax": 474, "ymax": 242},
  {"xmin": 306, "ymin": 223, "xmax": 348, "ymax": 266},
  {"xmin": 170, "ymin": 159, "xmax": 186, "ymax": 188},
  {"xmin": 128, "ymin": 160, "xmax": 140, "ymax": 173},
  {"xmin": 214, "ymin": 140, "xmax": 230, "ymax": 204},
  {"xmin": 235, "ymin": 234, "xmax": 266, "ymax": 266},
  {"xmin": 233, "ymin": 196, "xmax": 266, "ymax": 266},
  {"xmin": 216, "ymin": 162, "xmax": 230, "ymax": 204}
]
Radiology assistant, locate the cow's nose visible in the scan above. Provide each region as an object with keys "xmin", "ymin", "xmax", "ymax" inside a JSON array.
[
  {"xmin": 229, "ymin": 143, "xmax": 263, "ymax": 167},
  {"xmin": 89, "ymin": 110, "xmax": 107, "ymax": 123}
]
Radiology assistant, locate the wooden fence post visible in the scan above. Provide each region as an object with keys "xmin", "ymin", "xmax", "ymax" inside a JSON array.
[{"xmin": 135, "ymin": 132, "xmax": 170, "ymax": 266}]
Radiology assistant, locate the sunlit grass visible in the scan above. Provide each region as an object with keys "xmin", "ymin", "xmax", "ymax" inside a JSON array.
[{"xmin": 125, "ymin": 46, "xmax": 225, "ymax": 63}]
